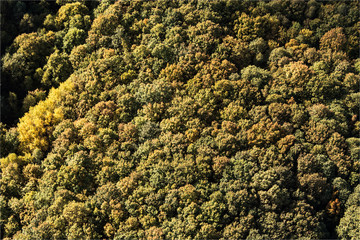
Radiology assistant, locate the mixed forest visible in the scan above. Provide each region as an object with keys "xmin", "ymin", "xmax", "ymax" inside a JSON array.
[{"xmin": 0, "ymin": 0, "xmax": 359, "ymax": 239}]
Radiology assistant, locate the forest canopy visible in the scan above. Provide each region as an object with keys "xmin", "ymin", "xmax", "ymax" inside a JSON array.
[{"xmin": 1, "ymin": 0, "xmax": 359, "ymax": 239}]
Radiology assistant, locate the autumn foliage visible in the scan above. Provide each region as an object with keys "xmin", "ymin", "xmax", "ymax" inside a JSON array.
[{"xmin": 1, "ymin": 0, "xmax": 359, "ymax": 239}]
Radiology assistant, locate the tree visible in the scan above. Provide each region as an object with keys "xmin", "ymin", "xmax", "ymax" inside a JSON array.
[
  {"xmin": 234, "ymin": 13, "xmax": 279, "ymax": 42},
  {"xmin": 320, "ymin": 27, "xmax": 346, "ymax": 52},
  {"xmin": 337, "ymin": 184, "xmax": 360, "ymax": 240},
  {"xmin": 42, "ymin": 50, "xmax": 73, "ymax": 87},
  {"xmin": 17, "ymin": 80, "xmax": 74, "ymax": 153}
]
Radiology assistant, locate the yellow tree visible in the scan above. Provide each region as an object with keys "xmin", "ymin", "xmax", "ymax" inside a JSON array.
[{"xmin": 17, "ymin": 80, "xmax": 74, "ymax": 153}]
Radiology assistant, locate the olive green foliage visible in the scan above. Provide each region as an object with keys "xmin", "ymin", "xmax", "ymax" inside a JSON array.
[{"xmin": 1, "ymin": 0, "xmax": 359, "ymax": 239}]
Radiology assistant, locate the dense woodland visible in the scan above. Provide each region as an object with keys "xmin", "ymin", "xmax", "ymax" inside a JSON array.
[{"xmin": 0, "ymin": 0, "xmax": 359, "ymax": 239}]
